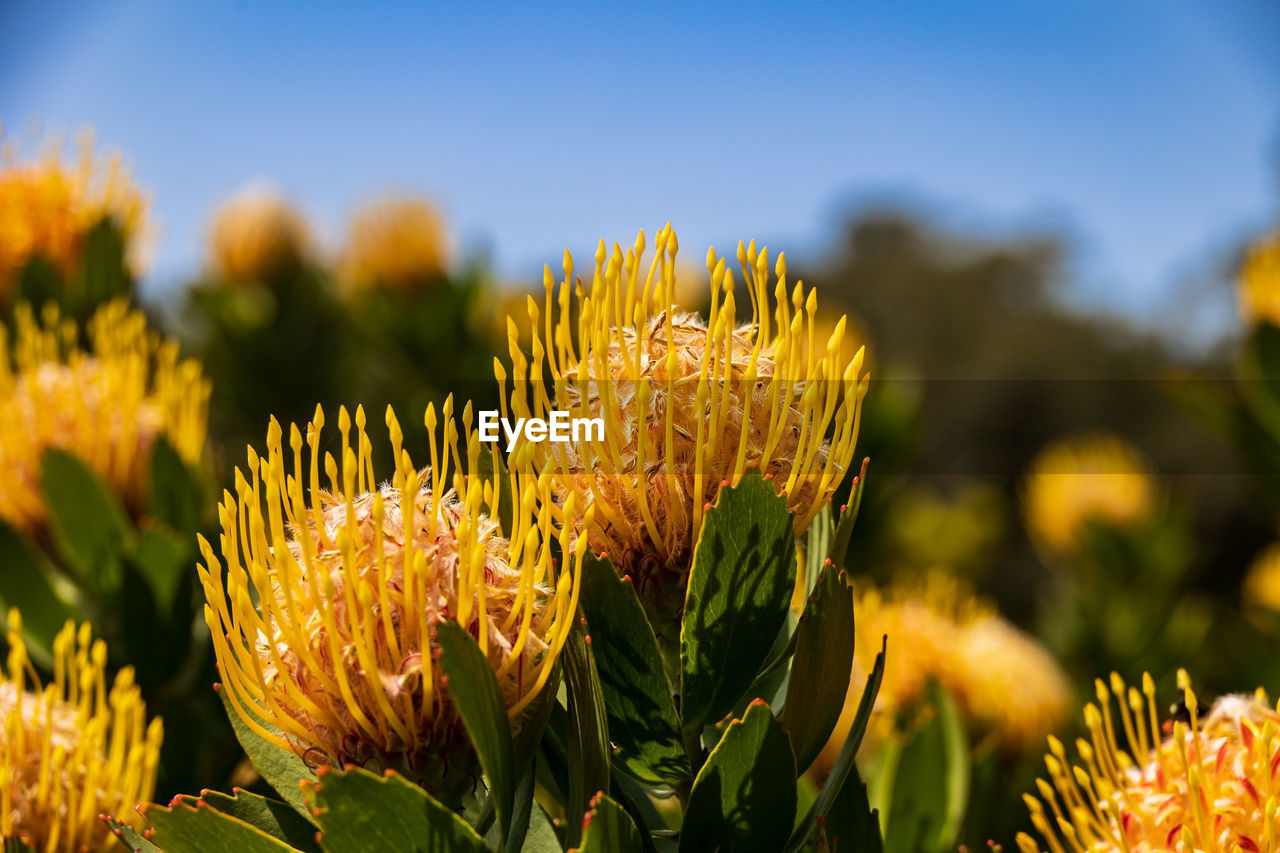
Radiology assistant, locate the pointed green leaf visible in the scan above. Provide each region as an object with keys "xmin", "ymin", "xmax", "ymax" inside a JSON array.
[
  {"xmin": 877, "ymin": 683, "xmax": 969, "ymax": 853},
  {"xmin": 40, "ymin": 448, "xmax": 132, "ymax": 593},
  {"xmin": 783, "ymin": 562, "xmax": 855, "ymax": 774},
  {"xmin": 76, "ymin": 217, "xmax": 133, "ymax": 308},
  {"xmin": 130, "ymin": 527, "xmax": 191, "ymax": 621},
  {"xmin": 4, "ymin": 838, "xmax": 36, "ymax": 853},
  {"xmin": 216, "ymin": 683, "xmax": 318, "ymax": 823},
  {"xmin": 829, "ymin": 458, "xmax": 869, "ymax": 572},
  {"xmin": 148, "ymin": 437, "xmax": 204, "ymax": 537},
  {"xmin": 577, "ymin": 553, "xmax": 688, "ymax": 787},
  {"xmin": 577, "ymin": 793, "xmax": 646, "ymax": 853},
  {"xmin": 199, "ymin": 789, "xmax": 323, "ymax": 853},
  {"xmin": 681, "ymin": 471, "xmax": 797, "ymax": 734},
  {"xmin": 804, "ymin": 506, "xmax": 833, "ymax": 597},
  {"xmin": 679, "ymin": 700, "xmax": 797, "ymax": 853},
  {"xmin": 819, "ymin": 763, "xmax": 883, "ymax": 853},
  {"xmin": 311, "ymin": 766, "xmax": 488, "ymax": 853},
  {"xmin": 0, "ymin": 519, "xmax": 77, "ymax": 662},
  {"xmin": 563, "ymin": 623, "xmax": 610, "ymax": 849},
  {"xmin": 436, "ymin": 619, "xmax": 516, "ymax": 843},
  {"xmin": 786, "ymin": 635, "xmax": 885, "ymax": 852},
  {"xmin": 141, "ymin": 800, "xmax": 300, "ymax": 853},
  {"xmin": 101, "ymin": 815, "xmax": 162, "ymax": 853},
  {"xmin": 523, "ymin": 801, "xmax": 562, "ymax": 852}
]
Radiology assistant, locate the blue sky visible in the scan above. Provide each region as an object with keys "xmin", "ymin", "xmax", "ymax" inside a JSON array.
[{"xmin": 2, "ymin": 1, "xmax": 1278, "ymax": 317}]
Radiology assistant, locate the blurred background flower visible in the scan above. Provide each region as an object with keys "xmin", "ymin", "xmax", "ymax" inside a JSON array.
[
  {"xmin": 205, "ymin": 185, "xmax": 311, "ymax": 283},
  {"xmin": 0, "ymin": 299, "xmax": 207, "ymax": 536},
  {"xmin": 340, "ymin": 195, "xmax": 449, "ymax": 294}
]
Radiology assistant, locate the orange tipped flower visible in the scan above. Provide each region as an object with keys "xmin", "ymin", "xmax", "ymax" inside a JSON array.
[
  {"xmin": 1239, "ymin": 228, "xmax": 1280, "ymax": 328},
  {"xmin": 341, "ymin": 195, "xmax": 449, "ymax": 293},
  {"xmin": 500, "ymin": 225, "xmax": 867, "ymax": 621},
  {"xmin": 0, "ymin": 609, "xmax": 164, "ymax": 853},
  {"xmin": 1017, "ymin": 671, "xmax": 1280, "ymax": 853},
  {"xmin": 206, "ymin": 186, "xmax": 311, "ymax": 281},
  {"xmin": 198, "ymin": 398, "xmax": 587, "ymax": 801},
  {"xmin": 0, "ymin": 131, "xmax": 150, "ymax": 303},
  {"xmin": 1023, "ymin": 434, "xmax": 1156, "ymax": 553},
  {"xmin": 0, "ymin": 300, "xmax": 209, "ymax": 534}
]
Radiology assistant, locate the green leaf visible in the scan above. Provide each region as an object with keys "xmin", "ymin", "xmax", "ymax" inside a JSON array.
[
  {"xmin": 828, "ymin": 458, "xmax": 869, "ymax": 572},
  {"xmin": 141, "ymin": 801, "xmax": 300, "ymax": 853},
  {"xmin": 14, "ymin": 256, "xmax": 60, "ymax": 314},
  {"xmin": 679, "ymin": 700, "xmax": 797, "ymax": 853},
  {"xmin": 818, "ymin": 763, "xmax": 883, "ymax": 853},
  {"xmin": 40, "ymin": 448, "xmax": 132, "ymax": 593},
  {"xmin": 804, "ymin": 505, "xmax": 833, "ymax": 597},
  {"xmin": 522, "ymin": 802, "xmax": 562, "ymax": 853},
  {"xmin": 577, "ymin": 793, "xmax": 646, "ymax": 853},
  {"xmin": 311, "ymin": 766, "xmax": 489, "ymax": 853},
  {"xmin": 76, "ymin": 217, "xmax": 132, "ymax": 308},
  {"xmin": 0, "ymin": 519, "xmax": 77, "ymax": 662},
  {"xmin": 577, "ymin": 553, "xmax": 688, "ymax": 787},
  {"xmin": 876, "ymin": 683, "xmax": 969, "ymax": 853},
  {"xmin": 4, "ymin": 838, "xmax": 37, "ymax": 853},
  {"xmin": 783, "ymin": 561, "xmax": 855, "ymax": 774},
  {"xmin": 436, "ymin": 619, "xmax": 517, "ymax": 844},
  {"xmin": 216, "ymin": 682, "xmax": 318, "ymax": 822},
  {"xmin": 200, "ymin": 789, "xmax": 323, "ymax": 853},
  {"xmin": 102, "ymin": 815, "xmax": 163, "ymax": 853},
  {"xmin": 130, "ymin": 527, "xmax": 191, "ymax": 621},
  {"xmin": 563, "ymin": 623, "xmax": 611, "ymax": 850},
  {"xmin": 148, "ymin": 436, "xmax": 204, "ymax": 537},
  {"xmin": 786, "ymin": 635, "xmax": 885, "ymax": 852},
  {"xmin": 680, "ymin": 471, "xmax": 798, "ymax": 735}
]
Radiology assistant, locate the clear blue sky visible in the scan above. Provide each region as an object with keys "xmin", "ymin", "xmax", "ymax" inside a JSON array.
[{"xmin": 2, "ymin": 1, "xmax": 1278, "ymax": 316}]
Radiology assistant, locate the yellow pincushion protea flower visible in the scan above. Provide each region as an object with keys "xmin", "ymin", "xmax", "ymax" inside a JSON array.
[
  {"xmin": 1, "ymin": 609, "xmax": 164, "ymax": 852},
  {"xmin": 341, "ymin": 196, "xmax": 449, "ymax": 293},
  {"xmin": 0, "ymin": 300, "xmax": 209, "ymax": 534},
  {"xmin": 1239, "ymin": 229, "xmax": 1280, "ymax": 328},
  {"xmin": 206, "ymin": 186, "xmax": 311, "ymax": 281},
  {"xmin": 1023, "ymin": 435, "xmax": 1157, "ymax": 552},
  {"xmin": 0, "ymin": 132, "xmax": 150, "ymax": 303},
  {"xmin": 1017, "ymin": 671, "xmax": 1280, "ymax": 853},
  {"xmin": 500, "ymin": 225, "xmax": 867, "ymax": 626},
  {"xmin": 197, "ymin": 398, "xmax": 588, "ymax": 801},
  {"xmin": 814, "ymin": 572, "xmax": 1070, "ymax": 773}
]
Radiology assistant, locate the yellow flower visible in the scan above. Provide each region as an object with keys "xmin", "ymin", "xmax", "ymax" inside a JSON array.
[
  {"xmin": 1243, "ymin": 541, "xmax": 1280, "ymax": 622},
  {"xmin": 1017, "ymin": 671, "xmax": 1280, "ymax": 853},
  {"xmin": 500, "ymin": 225, "xmax": 868, "ymax": 613},
  {"xmin": 206, "ymin": 187, "xmax": 311, "ymax": 281},
  {"xmin": 0, "ymin": 300, "xmax": 209, "ymax": 534},
  {"xmin": 341, "ymin": 196, "xmax": 449, "ymax": 293},
  {"xmin": 814, "ymin": 572, "xmax": 1070, "ymax": 773},
  {"xmin": 1023, "ymin": 435, "xmax": 1156, "ymax": 552},
  {"xmin": 197, "ymin": 399, "xmax": 588, "ymax": 801},
  {"xmin": 0, "ymin": 132, "xmax": 150, "ymax": 303},
  {"xmin": 1239, "ymin": 229, "xmax": 1280, "ymax": 328},
  {"xmin": 0, "ymin": 609, "xmax": 164, "ymax": 853}
]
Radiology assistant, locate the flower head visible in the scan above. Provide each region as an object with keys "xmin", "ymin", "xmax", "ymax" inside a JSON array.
[
  {"xmin": 1017, "ymin": 671, "xmax": 1280, "ymax": 853},
  {"xmin": 340, "ymin": 196, "xmax": 449, "ymax": 293},
  {"xmin": 1239, "ymin": 229, "xmax": 1280, "ymax": 328},
  {"xmin": 500, "ymin": 225, "xmax": 867, "ymax": 628},
  {"xmin": 1243, "ymin": 542, "xmax": 1280, "ymax": 627},
  {"xmin": 814, "ymin": 572, "xmax": 1070, "ymax": 773},
  {"xmin": 198, "ymin": 399, "xmax": 587, "ymax": 802},
  {"xmin": 206, "ymin": 186, "xmax": 311, "ymax": 281},
  {"xmin": 0, "ymin": 300, "xmax": 209, "ymax": 534},
  {"xmin": 0, "ymin": 132, "xmax": 150, "ymax": 303},
  {"xmin": 1023, "ymin": 435, "xmax": 1156, "ymax": 552},
  {"xmin": 0, "ymin": 609, "xmax": 164, "ymax": 852}
]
